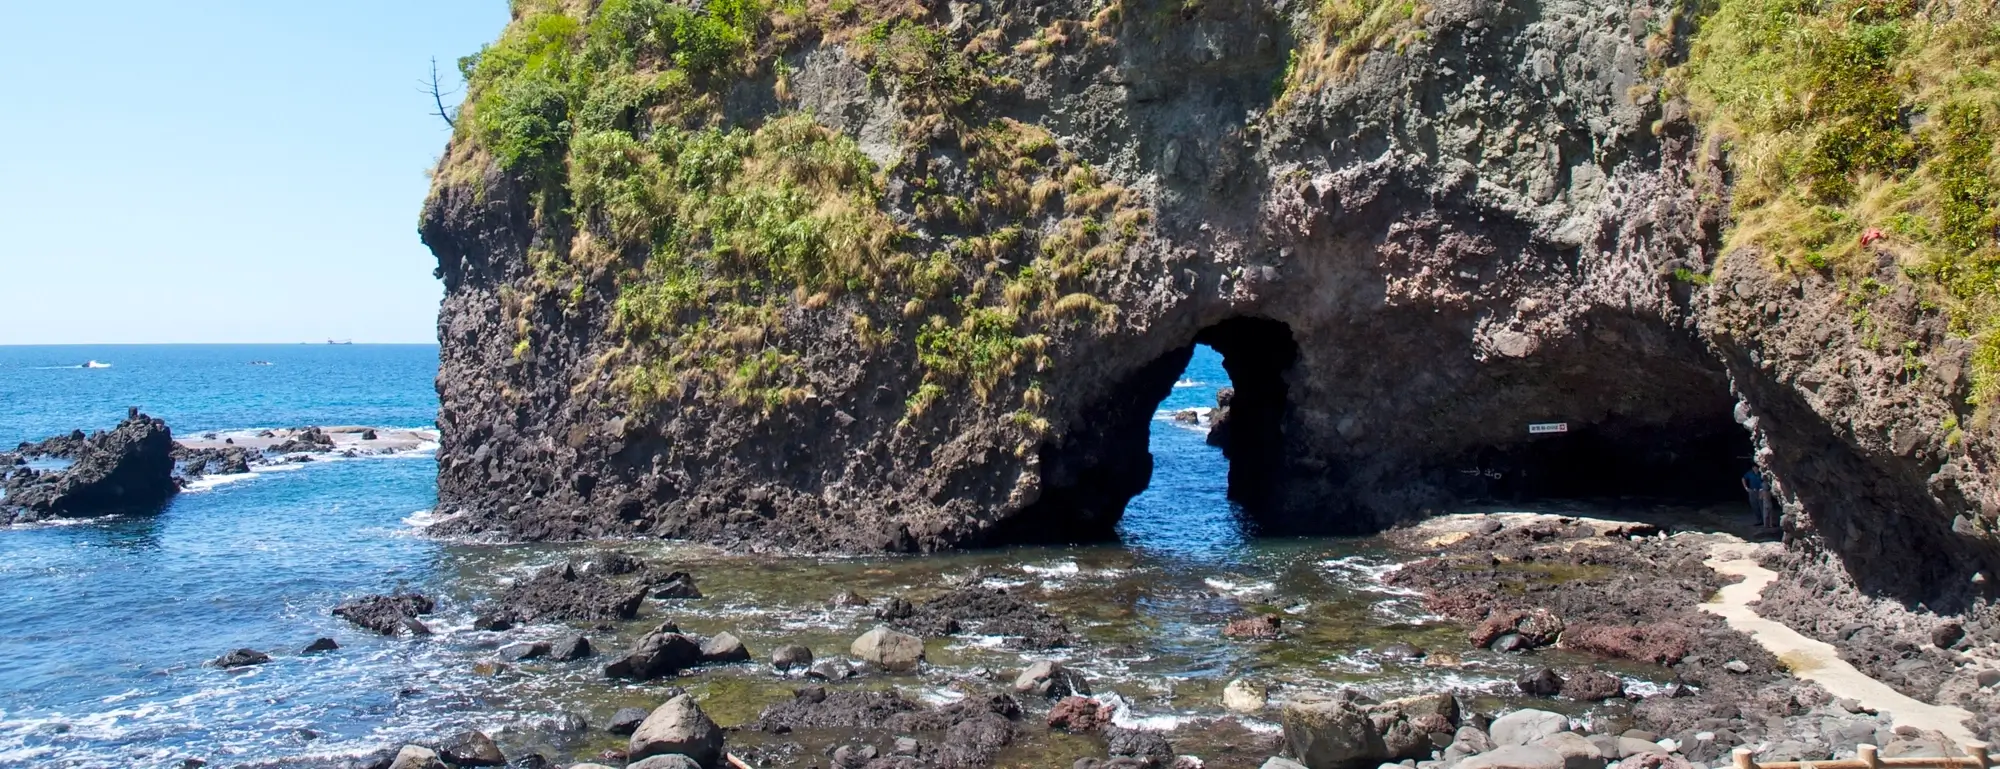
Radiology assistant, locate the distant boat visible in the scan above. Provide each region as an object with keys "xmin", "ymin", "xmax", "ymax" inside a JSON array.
[
  {"xmin": 327, "ymin": 339, "xmax": 353, "ymax": 345},
  {"xmin": 248, "ymin": 360, "xmax": 272, "ymax": 366},
  {"xmin": 82, "ymin": 360, "xmax": 111, "ymax": 369}
]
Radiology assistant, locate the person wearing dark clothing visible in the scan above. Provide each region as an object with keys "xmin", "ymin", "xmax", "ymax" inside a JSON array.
[{"xmin": 1742, "ymin": 469, "xmax": 1767, "ymax": 526}]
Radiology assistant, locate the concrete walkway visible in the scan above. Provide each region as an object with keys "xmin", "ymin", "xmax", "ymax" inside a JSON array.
[{"xmin": 1701, "ymin": 540, "xmax": 1980, "ymax": 747}]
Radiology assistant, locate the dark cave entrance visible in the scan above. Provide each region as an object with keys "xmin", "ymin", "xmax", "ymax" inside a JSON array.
[
  {"xmin": 999, "ymin": 317, "xmax": 1300, "ymax": 546},
  {"xmin": 1447, "ymin": 415, "xmax": 1753, "ymax": 506}
]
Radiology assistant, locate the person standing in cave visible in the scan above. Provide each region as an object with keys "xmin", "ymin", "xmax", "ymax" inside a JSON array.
[{"xmin": 1742, "ymin": 468, "xmax": 1768, "ymax": 528}]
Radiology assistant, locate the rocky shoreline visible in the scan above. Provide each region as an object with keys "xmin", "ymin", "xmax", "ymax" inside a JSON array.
[{"xmin": 172, "ymin": 511, "xmax": 1989, "ymax": 769}]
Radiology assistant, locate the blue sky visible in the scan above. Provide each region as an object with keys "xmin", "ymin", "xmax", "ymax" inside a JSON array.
[{"xmin": 0, "ymin": 1, "xmax": 508, "ymax": 344}]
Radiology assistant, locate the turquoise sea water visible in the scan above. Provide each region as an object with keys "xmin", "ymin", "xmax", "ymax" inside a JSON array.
[{"xmin": 0, "ymin": 344, "xmax": 1589, "ymax": 768}]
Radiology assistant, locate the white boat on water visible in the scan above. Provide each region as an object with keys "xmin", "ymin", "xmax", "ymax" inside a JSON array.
[{"xmin": 82, "ymin": 360, "xmax": 111, "ymax": 369}]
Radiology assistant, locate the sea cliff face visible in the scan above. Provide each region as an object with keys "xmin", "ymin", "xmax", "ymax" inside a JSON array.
[{"xmin": 423, "ymin": 0, "xmax": 1999, "ymax": 601}]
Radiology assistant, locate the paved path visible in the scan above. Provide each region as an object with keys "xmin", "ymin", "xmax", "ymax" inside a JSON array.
[{"xmin": 1701, "ymin": 540, "xmax": 1980, "ymax": 747}]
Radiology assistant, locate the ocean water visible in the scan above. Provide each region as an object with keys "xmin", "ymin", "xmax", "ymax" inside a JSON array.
[{"xmin": 0, "ymin": 344, "xmax": 1625, "ymax": 768}]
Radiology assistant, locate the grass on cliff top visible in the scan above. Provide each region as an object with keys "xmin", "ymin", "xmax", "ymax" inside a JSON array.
[
  {"xmin": 1677, "ymin": 0, "xmax": 2000, "ymax": 407},
  {"xmin": 453, "ymin": 0, "xmax": 1150, "ymax": 428}
]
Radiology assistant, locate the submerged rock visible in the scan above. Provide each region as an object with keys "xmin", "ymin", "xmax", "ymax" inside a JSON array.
[
  {"xmin": 303, "ymin": 638, "xmax": 339, "ymax": 653},
  {"xmin": 209, "ymin": 648, "xmax": 271, "ymax": 668},
  {"xmin": 771, "ymin": 643, "xmax": 813, "ymax": 673},
  {"xmin": 649, "ymin": 572, "xmax": 702, "ymax": 600},
  {"xmin": 1224, "ymin": 614, "xmax": 1283, "ymax": 639}
]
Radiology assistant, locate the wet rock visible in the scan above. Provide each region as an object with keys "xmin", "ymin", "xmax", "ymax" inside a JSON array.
[
  {"xmin": 333, "ymin": 593, "xmax": 434, "ymax": 636},
  {"xmin": 1930, "ymin": 623, "xmax": 1964, "ymax": 649},
  {"xmin": 548, "ymin": 635, "xmax": 593, "ymax": 661},
  {"xmin": 1050, "ymin": 696, "xmax": 1106, "ymax": 732},
  {"xmin": 576, "ymin": 551, "xmax": 647, "ymax": 576},
  {"xmin": 1281, "ymin": 697, "xmax": 1386, "ymax": 768},
  {"xmin": 772, "ymin": 644, "xmax": 814, "ymax": 673},
  {"xmin": 1377, "ymin": 642, "xmax": 1426, "ymax": 660},
  {"xmin": 1536, "ymin": 732, "xmax": 1608, "ymax": 769},
  {"xmin": 1560, "ymin": 670, "xmax": 1624, "ymax": 701},
  {"xmin": 303, "ymin": 638, "xmax": 339, "ymax": 653},
  {"xmin": 210, "ymin": 648, "xmax": 271, "ymax": 668},
  {"xmin": 747, "ymin": 689, "xmax": 921, "ymax": 732},
  {"xmin": 1491, "ymin": 633, "xmax": 1533, "ymax": 653},
  {"xmin": 833, "ymin": 744, "xmax": 879, "ymax": 767},
  {"xmin": 1561, "ymin": 625, "xmax": 1694, "ymax": 666},
  {"xmin": 1225, "ymin": 678, "xmax": 1269, "ymax": 713},
  {"xmin": 887, "ymin": 587, "xmax": 1073, "ymax": 649},
  {"xmin": 472, "ymin": 613, "xmax": 514, "ymax": 632},
  {"xmin": 1107, "ymin": 726, "xmax": 1175, "ymax": 765},
  {"xmin": 851, "ymin": 626, "xmax": 924, "ymax": 672},
  {"xmin": 807, "ymin": 658, "xmax": 857, "ymax": 681},
  {"xmin": 650, "ymin": 572, "xmax": 703, "ymax": 600},
  {"xmin": 1224, "ymin": 614, "xmax": 1283, "ymax": 639},
  {"xmin": 628, "ymin": 694, "xmax": 724, "ymax": 766},
  {"xmin": 1459, "ymin": 745, "xmax": 1568, "ymax": 769},
  {"xmin": 627, "ymin": 756, "xmax": 702, "ymax": 769},
  {"xmin": 699, "ymin": 632, "xmax": 751, "ymax": 664},
  {"xmin": 497, "ymin": 642, "xmax": 551, "ymax": 662},
  {"xmin": 1491, "ymin": 710, "xmax": 1569, "ymax": 747},
  {"xmin": 1722, "ymin": 660, "xmax": 1750, "ymax": 674},
  {"xmin": 1977, "ymin": 669, "xmax": 1999, "ymax": 688},
  {"xmin": 605, "ymin": 631, "xmax": 702, "ymax": 681},
  {"xmin": 608, "ymin": 707, "xmax": 650, "ymax": 736},
  {"xmin": 494, "ymin": 563, "xmax": 647, "ymax": 623},
  {"xmin": 1013, "ymin": 660, "xmax": 1090, "ymax": 698},
  {"xmin": 831, "ymin": 589, "xmax": 871, "ymax": 607},
  {"xmin": 1471, "ymin": 609, "xmax": 1564, "ymax": 651},
  {"xmin": 387, "ymin": 745, "xmax": 446, "ymax": 769},
  {"xmin": 399, "ymin": 617, "xmax": 432, "ymax": 636},
  {"xmin": 876, "ymin": 596, "xmax": 916, "ymax": 619},
  {"xmin": 1517, "ymin": 668, "xmax": 1563, "ymax": 697},
  {"xmin": 436, "ymin": 730, "xmax": 506, "ymax": 767}
]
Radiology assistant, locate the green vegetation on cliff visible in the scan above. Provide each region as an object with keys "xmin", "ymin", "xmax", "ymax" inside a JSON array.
[
  {"xmin": 448, "ymin": 0, "xmax": 1145, "ymax": 429},
  {"xmin": 1677, "ymin": 0, "xmax": 2000, "ymax": 404}
]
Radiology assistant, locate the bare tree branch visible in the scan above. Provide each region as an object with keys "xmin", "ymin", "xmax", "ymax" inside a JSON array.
[{"xmin": 425, "ymin": 57, "xmax": 458, "ymax": 130}]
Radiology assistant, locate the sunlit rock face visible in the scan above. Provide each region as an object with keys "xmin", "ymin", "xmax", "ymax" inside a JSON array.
[{"xmin": 422, "ymin": 0, "xmax": 1997, "ymax": 603}]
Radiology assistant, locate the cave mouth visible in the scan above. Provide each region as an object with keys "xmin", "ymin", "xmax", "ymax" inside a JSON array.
[
  {"xmin": 993, "ymin": 316, "xmax": 1299, "ymax": 547},
  {"xmin": 1445, "ymin": 414, "xmax": 1753, "ymax": 507}
]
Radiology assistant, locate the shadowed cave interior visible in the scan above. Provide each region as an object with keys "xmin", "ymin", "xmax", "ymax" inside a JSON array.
[{"xmin": 992, "ymin": 316, "xmax": 1756, "ymax": 546}]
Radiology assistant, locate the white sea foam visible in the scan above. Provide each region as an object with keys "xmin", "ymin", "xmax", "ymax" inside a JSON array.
[
  {"xmin": 1022, "ymin": 561, "xmax": 1081, "ymax": 577},
  {"xmin": 1202, "ymin": 577, "xmax": 1275, "ymax": 596},
  {"xmin": 1173, "ymin": 379, "xmax": 1204, "ymax": 388}
]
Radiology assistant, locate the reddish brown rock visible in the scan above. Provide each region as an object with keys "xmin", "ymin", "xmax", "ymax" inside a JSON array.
[
  {"xmin": 1560, "ymin": 668, "xmax": 1625, "ymax": 701},
  {"xmin": 1048, "ymin": 696, "xmax": 1104, "ymax": 732},
  {"xmin": 1224, "ymin": 614, "xmax": 1283, "ymax": 639},
  {"xmin": 1470, "ymin": 608, "xmax": 1564, "ymax": 649},
  {"xmin": 1562, "ymin": 624, "xmax": 1694, "ymax": 665}
]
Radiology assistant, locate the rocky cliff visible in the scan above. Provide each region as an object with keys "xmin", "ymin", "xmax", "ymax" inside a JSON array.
[{"xmin": 423, "ymin": 0, "xmax": 1999, "ymax": 602}]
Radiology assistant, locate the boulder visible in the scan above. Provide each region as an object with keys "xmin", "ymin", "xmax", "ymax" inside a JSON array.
[
  {"xmin": 771, "ymin": 643, "xmax": 814, "ymax": 673},
  {"xmin": 498, "ymin": 642, "xmax": 551, "ymax": 662},
  {"xmin": 1491, "ymin": 710, "xmax": 1570, "ymax": 747},
  {"xmin": 1281, "ymin": 697, "xmax": 1387, "ymax": 769},
  {"xmin": 1107, "ymin": 726, "xmax": 1175, "ymax": 764},
  {"xmin": 1561, "ymin": 624, "xmax": 1694, "ymax": 666},
  {"xmin": 608, "ymin": 706, "xmax": 650, "ymax": 735},
  {"xmin": 436, "ymin": 730, "xmax": 506, "ymax": 767},
  {"xmin": 1, "ymin": 413, "xmax": 178, "ymax": 523},
  {"xmin": 628, "ymin": 694, "xmax": 724, "ymax": 767},
  {"xmin": 549, "ymin": 635, "xmax": 593, "ymax": 661},
  {"xmin": 387, "ymin": 745, "xmax": 447, "ymax": 769},
  {"xmin": 303, "ymin": 638, "xmax": 339, "ymax": 653},
  {"xmin": 1931, "ymin": 623, "xmax": 1965, "ymax": 649},
  {"xmin": 606, "ymin": 631, "xmax": 702, "ymax": 681},
  {"xmin": 1560, "ymin": 670, "xmax": 1623, "ymax": 701},
  {"xmin": 698, "ymin": 632, "xmax": 751, "ymax": 664},
  {"xmin": 1459, "ymin": 745, "xmax": 1568, "ymax": 769},
  {"xmin": 1517, "ymin": 668, "xmax": 1563, "ymax": 697},
  {"xmin": 851, "ymin": 626, "xmax": 924, "ymax": 672},
  {"xmin": 494, "ymin": 563, "xmax": 647, "ymax": 623},
  {"xmin": 210, "ymin": 648, "xmax": 271, "ymax": 668},
  {"xmin": 1224, "ymin": 678, "xmax": 1269, "ymax": 713},
  {"xmin": 333, "ymin": 593, "xmax": 435, "ymax": 635},
  {"xmin": 1225, "ymin": 614, "xmax": 1284, "ymax": 639},
  {"xmin": 1535, "ymin": 732, "xmax": 1608, "ymax": 769},
  {"xmin": 1014, "ymin": 660, "xmax": 1090, "ymax": 698}
]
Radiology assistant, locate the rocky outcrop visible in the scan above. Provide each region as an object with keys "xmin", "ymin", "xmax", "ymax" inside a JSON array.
[
  {"xmin": 421, "ymin": 0, "xmax": 2000, "ymax": 608},
  {"xmin": 3, "ymin": 411, "xmax": 178, "ymax": 525}
]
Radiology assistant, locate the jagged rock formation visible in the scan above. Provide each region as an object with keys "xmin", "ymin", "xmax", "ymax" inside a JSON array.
[
  {"xmin": 3, "ymin": 411, "xmax": 179, "ymax": 524},
  {"xmin": 423, "ymin": 0, "xmax": 1998, "ymax": 604}
]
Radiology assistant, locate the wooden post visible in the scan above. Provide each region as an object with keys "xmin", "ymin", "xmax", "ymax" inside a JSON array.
[
  {"xmin": 1859, "ymin": 744, "xmax": 1880, "ymax": 769},
  {"xmin": 1736, "ymin": 747, "xmax": 1758, "ymax": 769}
]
